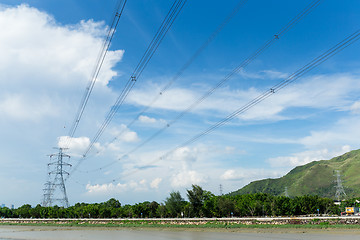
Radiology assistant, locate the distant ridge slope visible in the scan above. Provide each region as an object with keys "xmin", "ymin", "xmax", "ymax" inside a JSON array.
[{"xmin": 229, "ymin": 149, "xmax": 360, "ymax": 199}]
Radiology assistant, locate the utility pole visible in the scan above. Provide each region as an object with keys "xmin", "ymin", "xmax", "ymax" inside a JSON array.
[
  {"xmin": 42, "ymin": 148, "xmax": 71, "ymax": 207},
  {"xmin": 334, "ymin": 170, "xmax": 346, "ymax": 202}
]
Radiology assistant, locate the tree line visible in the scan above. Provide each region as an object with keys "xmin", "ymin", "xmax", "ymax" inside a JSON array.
[{"xmin": 1, "ymin": 185, "xmax": 354, "ymax": 219}]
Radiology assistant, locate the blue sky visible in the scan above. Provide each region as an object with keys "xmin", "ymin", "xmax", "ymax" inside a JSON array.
[{"xmin": 0, "ymin": 0, "xmax": 359, "ymax": 207}]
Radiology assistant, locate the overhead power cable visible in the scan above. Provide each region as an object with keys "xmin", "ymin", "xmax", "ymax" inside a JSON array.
[
  {"xmin": 106, "ymin": 29, "xmax": 360, "ymax": 184},
  {"xmin": 107, "ymin": 0, "xmax": 249, "ymax": 143},
  {"xmin": 65, "ymin": 0, "xmax": 127, "ymax": 148},
  {"xmin": 69, "ymin": 0, "xmax": 187, "ymax": 177},
  {"xmin": 83, "ymin": 0, "xmax": 321, "ymax": 173}
]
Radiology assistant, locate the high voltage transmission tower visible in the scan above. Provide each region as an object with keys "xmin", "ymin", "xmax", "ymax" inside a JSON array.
[
  {"xmin": 42, "ymin": 148, "xmax": 71, "ymax": 207},
  {"xmin": 334, "ymin": 170, "xmax": 346, "ymax": 202},
  {"xmin": 284, "ymin": 187, "xmax": 289, "ymax": 197},
  {"xmin": 42, "ymin": 0, "xmax": 126, "ymax": 206}
]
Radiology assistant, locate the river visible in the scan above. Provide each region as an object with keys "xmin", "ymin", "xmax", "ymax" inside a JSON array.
[{"xmin": 1, "ymin": 226, "xmax": 360, "ymax": 240}]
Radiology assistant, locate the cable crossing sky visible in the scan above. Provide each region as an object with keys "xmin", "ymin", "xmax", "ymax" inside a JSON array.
[
  {"xmin": 68, "ymin": 0, "xmax": 187, "ymax": 178},
  {"xmin": 64, "ymin": 0, "xmax": 127, "ymax": 148},
  {"xmin": 81, "ymin": 0, "xmax": 321, "ymax": 174},
  {"xmin": 76, "ymin": 0, "xmax": 249, "ymax": 170},
  {"xmin": 106, "ymin": 0, "xmax": 250, "ymax": 144},
  {"xmin": 104, "ymin": 29, "xmax": 360, "ymax": 184}
]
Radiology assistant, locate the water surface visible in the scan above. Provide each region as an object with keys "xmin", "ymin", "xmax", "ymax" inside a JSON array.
[{"xmin": 1, "ymin": 226, "xmax": 360, "ymax": 240}]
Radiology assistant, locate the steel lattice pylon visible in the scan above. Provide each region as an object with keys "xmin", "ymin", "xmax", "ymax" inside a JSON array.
[
  {"xmin": 42, "ymin": 148, "xmax": 71, "ymax": 207},
  {"xmin": 334, "ymin": 170, "xmax": 346, "ymax": 202}
]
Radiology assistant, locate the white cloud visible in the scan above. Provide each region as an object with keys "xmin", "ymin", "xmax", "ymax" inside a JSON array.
[
  {"xmin": 138, "ymin": 115, "xmax": 166, "ymax": 126},
  {"xmin": 86, "ymin": 182, "xmax": 127, "ymax": 194},
  {"xmin": 238, "ymin": 69, "xmax": 288, "ymax": 80},
  {"xmin": 0, "ymin": 94, "xmax": 56, "ymax": 121},
  {"xmin": 350, "ymin": 101, "xmax": 360, "ymax": 114},
  {"xmin": 299, "ymin": 117, "xmax": 360, "ymax": 148},
  {"xmin": 138, "ymin": 115, "xmax": 157, "ymax": 123},
  {"xmin": 150, "ymin": 178, "xmax": 162, "ymax": 189},
  {"xmin": 0, "ymin": 4, "xmax": 124, "ymax": 122},
  {"xmin": 0, "ymin": 4, "xmax": 127, "ymax": 206},
  {"xmin": 128, "ymin": 85, "xmax": 198, "ymax": 111},
  {"xmin": 171, "ymin": 170, "xmax": 207, "ymax": 188},
  {"xmin": 121, "ymin": 131, "xmax": 138, "ymax": 143},
  {"xmin": 109, "ymin": 124, "xmax": 139, "ymax": 143},
  {"xmin": 170, "ymin": 147, "xmax": 197, "ymax": 163},
  {"xmin": 267, "ymin": 145, "xmax": 351, "ymax": 168},
  {"xmin": 86, "ymin": 179, "xmax": 152, "ymax": 195},
  {"xmin": 221, "ymin": 168, "xmax": 283, "ymax": 181},
  {"xmin": 57, "ymin": 136, "xmax": 103, "ymax": 157},
  {"xmin": 126, "ymin": 73, "xmax": 360, "ymax": 122}
]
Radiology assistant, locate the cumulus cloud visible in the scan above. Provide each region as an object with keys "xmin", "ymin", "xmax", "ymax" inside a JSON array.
[
  {"xmin": 0, "ymin": 3, "xmax": 128, "ymax": 205},
  {"xmin": 138, "ymin": 115, "xmax": 157, "ymax": 123},
  {"xmin": 57, "ymin": 136, "xmax": 103, "ymax": 157},
  {"xmin": 150, "ymin": 178, "xmax": 162, "ymax": 189},
  {"xmin": 138, "ymin": 115, "xmax": 167, "ymax": 126},
  {"xmin": 221, "ymin": 168, "xmax": 283, "ymax": 181},
  {"xmin": 170, "ymin": 147, "xmax": 197, "ymax": 163},
  {"xmin": 171, "ymin": 170, "xmax": 207, "ymax": 188},
  {"xmin": 86, "ymin": 182, "xmax": 127, "ymax": 194},
  {"xmin": 267, "ymin": 145, "xmax": 351, "ymax": 168},
  {"xmin": 86, "ymin": 179, "xmax": 153, "ymax": 194},
  {"xmin": 0, "ymin": 4, "xmax": 124, "ymax": 123},
  {"xmin": 109, "ymin": 124, "xmax": 139, "ymax": 143}
]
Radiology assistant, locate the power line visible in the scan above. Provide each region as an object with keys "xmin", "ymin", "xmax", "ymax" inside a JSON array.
[
  {"xmin": 65, "ymin": 0, "xmax": 127, "ymax": 147},
  {"xmin": 108, "ymin": 0, "xmax": 249, "ymax": 143},
  {"xmin": 78, "ymin": 0, "xmax": 249, "ymax": 172},
  {"xmin": 104, "ymin": 29, "xmax": 360, "ymax": 184},
  {"xmin": 69, "ymin": 0, "xmax": 187, "ymax": 177},
  {"xmin": 43, "ymin": 0, "xmax": 127, "ymax": 206},
  {"xmin": 83, "ymin": 0, "xmax": 321, "ymax": 174}
]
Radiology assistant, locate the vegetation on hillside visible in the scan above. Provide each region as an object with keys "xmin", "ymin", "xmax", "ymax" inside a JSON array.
[{"xmin": 230, "ymin": 149, "xmax": 360, "ymax": 198}]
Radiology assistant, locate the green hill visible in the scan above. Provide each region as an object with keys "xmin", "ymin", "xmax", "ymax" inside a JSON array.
[{"xmin": 230, "ymin": 149, "xmax": 360, "ymax": 199}]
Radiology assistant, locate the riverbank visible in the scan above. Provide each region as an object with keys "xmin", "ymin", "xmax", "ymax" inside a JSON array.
[{"xmin": 1, "ymin": 216, "xmax": 360, "ymax": 229}]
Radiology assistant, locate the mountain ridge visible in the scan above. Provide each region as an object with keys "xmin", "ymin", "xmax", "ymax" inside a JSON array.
[{"xmin": 229, "ymin": 149, "xmax": 360, "ymax": 199}]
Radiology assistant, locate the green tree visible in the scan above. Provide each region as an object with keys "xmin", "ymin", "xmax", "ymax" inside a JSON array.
[
  {"xmin": 0, "ymin": 207, "xmax": 13, "ymax": 218},
  {"xmin": 15, "ymin": 204, "xmax": 32, "ymax": 218},
  {"xmin": 217, "ymin": 196, "xmax": 235, "ymax": 217},
  {"xmin": 148, "ymin": 201, "xmax": 160, "ymax": 218},
  {"xmin": 122, "ymin": 204, "xmax": 133, "ymax": 218},
  {"xmin": 165, "ymin": 191, "xmax": 185, "ymax": 217},
  {"xmin": 30, "ymin": 204, "xmax": 42, "ymax": 218},
  {"xmin": 103, "ymin": 198, "xmax": 121, "ymax": 209},
  {"xmin": 156, "ymin": 203, "xmax": 167, "ymax": 218},
  {"xmin": 187, "ymin": 185, "xmax": 213, "ymax": 217}
]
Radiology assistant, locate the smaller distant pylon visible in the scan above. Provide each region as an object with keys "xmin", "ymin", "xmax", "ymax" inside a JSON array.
[
  {"xmin": 284, "ymin": 187, "xmax": 289, "ymax": 197},
  {"xmin": 334, "ymin": 170, "xmax": 346, "ymax": 202}
]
